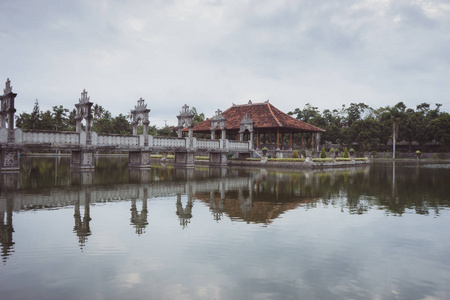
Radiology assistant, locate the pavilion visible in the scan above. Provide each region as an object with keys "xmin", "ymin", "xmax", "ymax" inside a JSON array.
[{"xmin": 191, "ymin": 100, "xmax": 325, "ymax": 150}]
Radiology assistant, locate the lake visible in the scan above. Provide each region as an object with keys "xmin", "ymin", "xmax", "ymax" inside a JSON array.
[{"xmin": 1, "ymin": 157, "xmax": 449, "ymax": 300}]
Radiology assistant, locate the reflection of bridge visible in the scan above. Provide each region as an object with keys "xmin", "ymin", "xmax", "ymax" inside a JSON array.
[
  {"xmin": 0, "ymin": 171, "xmax": 257, "ymax": 260},
  {"xmin": 0, "ymin": 79, "xmax": 253, "ymax": 171}
]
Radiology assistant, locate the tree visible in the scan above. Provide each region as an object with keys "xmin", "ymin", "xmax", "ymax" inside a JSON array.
[{"xmin": 191, "ymin": 107, "xmax": 205, "ymax": 125}]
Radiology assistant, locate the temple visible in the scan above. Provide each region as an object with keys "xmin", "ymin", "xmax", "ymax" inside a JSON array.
[{"xmin": 191, "ymin": 100, "xmax": 325, "ymax": 150}]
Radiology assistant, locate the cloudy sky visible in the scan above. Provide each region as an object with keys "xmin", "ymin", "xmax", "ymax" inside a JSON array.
[{"xmin": 1, "ymin": 0, "xmax": 449, "ymax": 127}]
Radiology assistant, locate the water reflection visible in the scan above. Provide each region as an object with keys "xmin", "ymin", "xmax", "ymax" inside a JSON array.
[{"xmin": 0, "ymin": 158, "xmax": 449, "ymax": 265}]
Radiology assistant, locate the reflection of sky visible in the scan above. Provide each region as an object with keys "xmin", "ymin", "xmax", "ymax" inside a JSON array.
[{"xmin": 2, "ymin": 197, "xmax": 450, "ymax": 300}]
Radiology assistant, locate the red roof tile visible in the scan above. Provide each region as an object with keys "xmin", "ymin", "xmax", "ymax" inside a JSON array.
[{"xmin": 193, "ymin": 101, "xmax": 325, "ymax": 133}]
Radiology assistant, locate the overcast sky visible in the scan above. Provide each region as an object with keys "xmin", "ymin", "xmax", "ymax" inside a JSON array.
[{"xmin": 1, "ymin": 0, "xmax": 449, "ymax": 127}]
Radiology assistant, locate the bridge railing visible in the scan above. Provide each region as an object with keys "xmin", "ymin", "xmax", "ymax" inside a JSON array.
[
  {"xmin": 14, "ymin": 129, "xmax": 80, "ymax": 146},
  {"xmin": 227, "ymin": 140, "xmax": 251, "ymax": 150},
  {"xmin": 151, "ymin": 136, "xmax": 186, "ymax": 148},
  {"xmin": 196, "ymin": 139, "xmax": 220, "ymax": 149},
  {"xmin": 94, "ymin": 133, "xmax": 140, "ymax": 147}
]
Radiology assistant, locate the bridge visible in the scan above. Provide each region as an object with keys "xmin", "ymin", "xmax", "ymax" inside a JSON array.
[{"xmin": 0, "ymin": 79, "xmax": 254, "ymax": 171}]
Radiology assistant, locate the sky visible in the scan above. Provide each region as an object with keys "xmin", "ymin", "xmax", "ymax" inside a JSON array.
[{"xmin": 1, "ymin": 0, "xmax": 449, "ymax": 127}]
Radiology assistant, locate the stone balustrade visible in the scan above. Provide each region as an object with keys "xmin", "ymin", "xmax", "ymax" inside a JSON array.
[
  {"xmin": 196, "ymin": 139, "xmax": 220, "ymax": 149},
  {"xmin": 15, "ymin": 129, "xmax": 80, "ymax": 146},
  {"xmin": 152, "ymin": 136, "xmax": 186, "ymax": 148},
  {"xmin": 228, "ymin": 140, "xmax": 251, "ymax": 150},
  {"xmin": 95, "ymin": 133, "xmax": 140, "ymax": 147}
]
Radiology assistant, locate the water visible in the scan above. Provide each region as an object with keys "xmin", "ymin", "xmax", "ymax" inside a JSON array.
[{"xmin": 1, "ymin": 157, "xmax": 450, "ymax": 300}]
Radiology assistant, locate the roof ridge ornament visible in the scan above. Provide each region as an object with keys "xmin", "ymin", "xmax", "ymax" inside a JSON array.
[{"xmin": 3, "ymin": 78, "xmax": 12, "ymax": 94}]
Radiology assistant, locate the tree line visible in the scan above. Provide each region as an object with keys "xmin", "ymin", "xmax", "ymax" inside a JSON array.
[
  {"xmin": 15, "ymin": 100, "xmax": 206, "ymax": 137},
  {"xmin": 288, "ymin": 102, "xmax": 450, "ymax": 151}
]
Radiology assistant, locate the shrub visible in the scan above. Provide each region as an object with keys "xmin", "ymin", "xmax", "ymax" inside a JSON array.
[
  {"xmin": 292, "ymin": 150, "xmax": 299, "ymax": 158},
  {"xmin": 262, "ymin": 147, "xmax": 268, "ymax": 151},
  {"xmin": 320, "ymin": 147, "xmax": 327, "ymax": 158},
  {"xmin": 312, "ymin": 158, "xmax": 333, "ymax": 162},
  {"xmin": 336, "ymin": 157, "xmax": 351, "ymax": 161},
  {"xmin": 349, "ymin": 148, "xmax": 355, "ymax": 153},
  {"xmin": 434, "ymin": 153, "xmax": 438, "ymax": 159},
  {"xmin": 301, "ymin": 149, "xmax": 306, "ymax": 158},
  {"xmin": 343, "ymin": 147, "xmax": 350, "ymax": 158}
]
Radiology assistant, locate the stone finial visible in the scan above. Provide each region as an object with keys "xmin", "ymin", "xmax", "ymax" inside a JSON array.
[
  {"xmin": 79, "ymin": 89, "xmax": 90, "ymax": 103},
  {"xmin": 135, "ymin": 97, "xmax": 147, "ymax": 109},
  {"xmin": 215, "ymin": 109, "xmax": 222, "ymax": 117},
  {"xmin": 3, "ymin": 78, "xmax": 12, "ymax": 94},
  {"xmin": 248, "ymin": 100, "xmax": 252, "ymax": 104}
]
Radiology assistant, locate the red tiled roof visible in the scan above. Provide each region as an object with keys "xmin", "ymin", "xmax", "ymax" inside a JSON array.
[{"xmin": 193, "ymin": 101, "xmax": 325, "ymax": 133}]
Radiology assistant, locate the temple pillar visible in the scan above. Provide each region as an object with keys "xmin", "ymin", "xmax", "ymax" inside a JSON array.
[
  {"xmin": 289, "ymin": 132, "xmax": 293, "ymax": 149},
  {"xmin": 256, "ymin": 130, "xmax": 260, "ymax": 149},
  {"xmin": 276, "ymin": 129, "xmax": 280, "ymax": 149},
  {"xmin": 301, "ymin": 133, "xmax": 304, "ymax": 149}
]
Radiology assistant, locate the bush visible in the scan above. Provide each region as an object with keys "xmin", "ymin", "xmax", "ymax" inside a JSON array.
[
  {"xmin": 262, "ymin": 147, "xmax": 268, "ymax": 151},
  {"xmin": 320, "ymin": 147, "xmax": 327, "ymax": 158},
  {"xmin": 301, "ymin": 149, "xmax": 306, "ymax": 158},
  {"xmin": 312, "ymin": 158, "xmax": 333, "ymax": 162},
  {"xmin": 434, "ymin": 153, "xmax": 438, "ymax": 159},
  {"xmin": 292, "ymin": 149, "xmax": 299, "ymax": 158},
  {"xmin": 343, "ymin": 147, "xmax": 350, "ymax": 158}
]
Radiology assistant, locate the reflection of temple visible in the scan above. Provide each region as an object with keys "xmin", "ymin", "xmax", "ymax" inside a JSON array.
[
  {"xmin": 130, "ymin": 198, "xmax": 148, "ymax": 235},
  {"xmin": 0, "ymin": 197, "xmax": 14, "ymax": 264},
  {"xmin": 176, "ymin": 194, "xmax": 193, "ymax": 228},
  {"xmin": 73, "ymin": 192, "xmax": 91, "ymax": 249}
]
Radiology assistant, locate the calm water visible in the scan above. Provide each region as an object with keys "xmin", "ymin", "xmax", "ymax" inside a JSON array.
[{"xmin": 1, "ymin": 157, "xmax": 450, "ymax": 300}]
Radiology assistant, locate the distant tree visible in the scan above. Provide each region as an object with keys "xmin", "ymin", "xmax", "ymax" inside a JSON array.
[{"xmin": 191, "ymin": 107, "xmax": 205, "ymax": 125}]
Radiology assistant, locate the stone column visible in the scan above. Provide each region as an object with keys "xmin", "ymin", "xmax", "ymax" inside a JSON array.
[
  {"xmin": 211, "ymin": 130, "xmax": 215, "ymax": 140},
  {"xmin": 143, "ymin": 121, "xmax": 149, "ymax": 146}
]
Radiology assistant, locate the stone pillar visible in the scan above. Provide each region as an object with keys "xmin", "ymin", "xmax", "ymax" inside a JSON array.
[
  {"xmin": 143, "ymin": 121, "xmax": 149, "ymax": 146},
  {"xmin": 211, "ymin": 130, "xmax": 215, "ymax": 140},
  {"xmin": 71, "ymin": 148, "xmax": 95, "ymax": 170},
  {"xmin": 209, "ymin": 151, "xmax": 228, "ymax": 167},
  {"xmin": 0, "ymin": 79, "xmax": 17, "ymax": 143},
  {"xmin": 221, "ymin": 129, "xmax": 226, "ymax": 140},
  {"xmin": 0, "ymin": 147, "xmax": 20, "ymax": 172},
  {"xmin": 174, "ymin": 150, "xmax": 195, "ymax": 168},
  {"xmin": 128, "ymin": 150, "xmax": 151, "ymax": 168}
]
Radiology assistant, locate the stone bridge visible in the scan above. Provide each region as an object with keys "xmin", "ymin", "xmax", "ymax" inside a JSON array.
[{"xmin": 0, "ymin": 79, "xmax": 253, "ymax": 171}]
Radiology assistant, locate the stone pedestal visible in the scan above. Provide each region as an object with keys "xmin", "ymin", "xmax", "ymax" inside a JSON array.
[
  {"xmin": 174, "ymin": 150, "xmax": 195, "ymax": 168},
  {"xmin": 209, "ymin": 151, "xmax": 228, "ymax": 167},
  {"xmin": 0, "ymin": 147, "xmax": 20, "ymax": 172},
  {"xmin": 128, "ymin": 150, "xmax": 151, "ymax": 169},
  {"xmin": 71, "ymin": 149, "xmax": 95, "ymax": 170}
]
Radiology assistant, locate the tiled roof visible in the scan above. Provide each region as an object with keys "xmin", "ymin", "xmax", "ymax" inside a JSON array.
[{"xmin": 193, "ymin": 101, "xmax": 325, "ymax": 133}]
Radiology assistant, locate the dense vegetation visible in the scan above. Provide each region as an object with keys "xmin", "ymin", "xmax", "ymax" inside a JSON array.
[{"xmin": 288, "ymin": 102, "xmax": 450, "ymax": 151}]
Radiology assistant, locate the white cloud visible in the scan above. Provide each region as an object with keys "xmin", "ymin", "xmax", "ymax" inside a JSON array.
[{"xmin": 1, "ymin": 0, "xmax": 449, "ymax": 127}]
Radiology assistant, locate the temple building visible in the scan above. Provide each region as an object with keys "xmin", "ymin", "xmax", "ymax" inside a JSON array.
[{"xmin": 192, "ymin": 100, "xmax": 325, "ymax": 150}]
